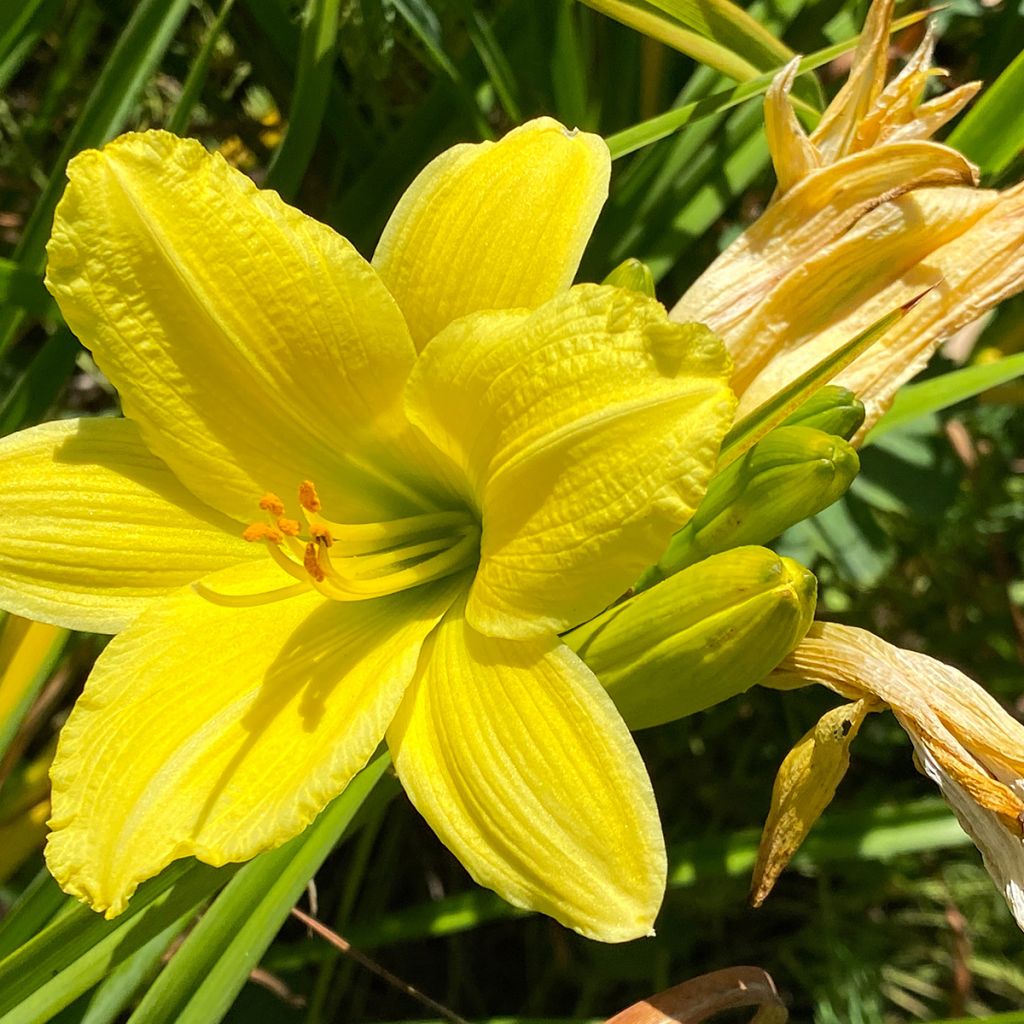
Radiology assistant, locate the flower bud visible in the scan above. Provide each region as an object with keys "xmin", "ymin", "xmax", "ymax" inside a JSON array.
[
  {"xmin": 602, "ymin": 258, "xmax": 656, "ymax": 297},
  {"xmin": 567, "ymin": 546, "xmax": 816, "ymax": 729},
  {"xmin": 641, "ymin": 425, "xmax": 858, "ymax": 588},
  {"xmin": 781, "ymin": 385, "xmax": 866, "ymax": 440}
]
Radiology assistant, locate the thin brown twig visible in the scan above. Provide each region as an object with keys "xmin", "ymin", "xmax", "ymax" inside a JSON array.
[{"xmin": 289, "ymin": 906, "xmax": 471, "ymax": 1024}]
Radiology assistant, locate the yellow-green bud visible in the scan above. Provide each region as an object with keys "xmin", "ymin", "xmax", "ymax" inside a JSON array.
[
  {"xmin": 601, "ymin": 257, "xmax": 656, "ymax": 297},
  {"xmin": 567, "ymin": 546, "xmax": 816, "ymax": 729},
  {"xmin": 781, "ymin": 385, "xmax": 865, "ymax": 440},
  {"xmin": 639, "ymin": 425, "xmax": 858, "ymax": 588}
]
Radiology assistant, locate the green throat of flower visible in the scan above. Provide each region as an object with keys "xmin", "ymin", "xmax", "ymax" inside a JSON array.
[{"xmin": 195, "ymin": 480, "xmax": 480, "ymax": 607}]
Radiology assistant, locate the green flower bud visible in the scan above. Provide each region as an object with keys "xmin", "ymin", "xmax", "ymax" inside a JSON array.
[
  {"xmin": 781, "ymin": 385, "xmax": 865, "ymax": 440},
  {"xmin": 638, "ymin": 424, "xmax": 858, "ymax": 589},
  {"xmin": 567, "ymin": 546, "xmax": 816, "ymax": 729},
  {"xmin": 602, "ymin": 257, "xmax": 656, "ymax": 297}
]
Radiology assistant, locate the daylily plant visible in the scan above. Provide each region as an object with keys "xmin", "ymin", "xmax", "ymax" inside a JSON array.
[
  {"xmin": 673, "ymin": 0, "xmax": 1024, "ymax": 437},
  {"xmin": 0, "ymin": 119, "xmax": 736, "ymax": 941}
]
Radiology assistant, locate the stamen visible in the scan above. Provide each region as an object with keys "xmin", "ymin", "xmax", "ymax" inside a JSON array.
[
  {"xmin": 277, "ymin": 518, "xmax": 301, "ymax": 536},
  {"xmin": 259, "ymin": 492, "xmax": 286, "ymax": 516},
  {"xmin": 304, "ymin": 542, "xmax": 326, "ymax": 582},
  {"xmin": 310, "ymin": 524, "xmax": 333, "ymax": 547},
  {"xmin": 243, "ymin": 522, "xmax": 283, "ymax": 543},
  {"xmin": 192, "ymin": 579, "xmax": 312, "ymax": 607},
  {"xmin": 299, "ymin": 480, "xmax": 322, "ymax": 512}
]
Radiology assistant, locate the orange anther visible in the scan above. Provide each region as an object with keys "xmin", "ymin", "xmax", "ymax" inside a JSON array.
[
  {"xmin": 259, "ymin": 492, "xmax": 285, "ymax": 516},
  {"xmin": 277, "ymin": 517, "xmax": 301, "ymax": 537},
  {"xmin": 243, "ymin": 522, "xmax": 283, "ymax": 544},
  {"xmin": 310, "ymin": 524, "xmax": 333, "ymax": 547},
  {"xmin": 303, "ymin": 541, "xmax": 326, "ymax": 582},
  {"xmin": 298, "ymin": 480, "xmax": 321, "ymax": 513}
]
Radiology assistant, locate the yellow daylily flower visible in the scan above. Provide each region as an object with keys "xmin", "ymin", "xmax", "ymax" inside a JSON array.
[
  {"xmin": 0, "ymin": 119, "xmax": 736, "ymax": 941},
  {"xmin": 758, "ymin": 623, "xmax": 1024, "ymax": 929},
  {"xmin": 672, "ymin": 0, "xmax": 1024, "ymax": 436}
]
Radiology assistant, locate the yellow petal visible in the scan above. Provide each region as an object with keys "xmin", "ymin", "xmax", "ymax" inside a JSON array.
[
  {"xmin": 406, "ymin": 284, "xmax": 735, "ymax": 638},
  {"xmin": 724, "ymin": 185, "xmax": 1004, "ymax": 423},
  {"xmin": 751, "ymin": 698, "xmax": 876, "ymax": 906},
  {"xmin": 372, "ymin": 117, "xmax": 610, "ymax": 349},
  {"xmin": 46, "ymin": 131, "xmax": 424, "ymax": 523},
  {"xmin": 726, "ymin": 183, "xmax": 1024, "ymax": 433},
  {"xmin": 671, "ymin": 141, "xmax": 977, "ymax": 348},
  {"xmin": 809, "ymin": 0, "xmax": 893, "ymax": 162},
  {"xmin": 0, "ymin": 418, "xmax": 253, "ymax": 633},
  {"xmin": 46, "ymin": 563, "xmax": 462, "ymax": 917},
  {"xmin": 764, "ymin": 58, "xmax": 820, "ymax": 196},
  {"xmin": 907, "ymin": 733, "xmax": 1024, "ymax": 931},
  {"xmin": 388, "ymin": 598, "xmax": 666, "ymax": 942},
  {"xmin": 778, "ymin": 623, "xmax": 1024, "ymax": 825}
]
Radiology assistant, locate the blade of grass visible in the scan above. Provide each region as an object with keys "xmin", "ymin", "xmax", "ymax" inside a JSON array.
[
  {"xmin": 0, "ymin": 860, "xmax": 236, "ymax": 1023},
  {"xmin": 265, "ymin": 0, "xmax": 342, "ymax": 200},
  {"xmin": 126, "ymin": 752, "xmax": 394, "ymax": 1024},
  {"xmin": 263, "ymin": 796, "xmax": 966, "ymax": 959},
  {"xmin": 0, "ymin": 867, "xmax": 65, "ymax": 961},
  {"xmin": 0, "ymin": 0, "xmax": 192, "ymax": 356},
  {"xmin": 0, "ymin": 328, "xmax": 80, "ymax": 436},
  {"xmin": 78, "ymin": 910, "xmax": 196, "ymax": 1024},
  {"xmin": 606, "ymin": 8, "xmax": 931, "ymax": 158},
  {"xmin": 865, "ymin": 351, "xmax": 1024, "ymax": 444},
  {"xmin": 948, "ymin": 45, "xmax": 1024, "ymax": 179},
  {"xmin": 0, "ymin": 0, "xmax": 63, "ymax": 94},
  {"xmin": 166, "ymin": 0, "xmax": 237, "ymax": 135}
]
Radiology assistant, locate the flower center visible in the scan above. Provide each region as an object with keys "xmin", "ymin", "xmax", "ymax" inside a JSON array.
[{"xmin": 195, "ymin": 480, "xmax": 479, "ymax": 607}]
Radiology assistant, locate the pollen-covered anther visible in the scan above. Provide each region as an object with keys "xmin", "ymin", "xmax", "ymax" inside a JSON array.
[
  {"xmin": 243, "ymin": 522, "xmax": 284, "ymax": 544},
  {"xmin": 277, "ymin": 517, "xmax": 301, "ymax": 537},
  {"xmin": 310, "ymin": 524, "xmax": 333, "ymax": 547},
  {"xmin": 298, "ymin": 480, "xmax": 321, "ymax": 513},
  {"xmin": 303, "ymin": 542, "xmax": 326, "ymax": 582},
  {"xmin": 258, "ymin": 492, "xmax": 286, "ymax": 516}
]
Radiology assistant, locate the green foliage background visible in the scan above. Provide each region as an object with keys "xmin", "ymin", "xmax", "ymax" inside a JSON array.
[{"xmin": 0, "ymin": 0, "xmax": 1023, "ymax": 1021}]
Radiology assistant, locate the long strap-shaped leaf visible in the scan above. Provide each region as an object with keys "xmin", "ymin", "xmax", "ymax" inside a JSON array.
[
  {"xmin": 607, "ymin": 8, "xmax": 931, "ymax": 158},
  {"xmin": 0, "ymin": 0, "xmax": 192, "ymax": 357},
  {"xmin": 0, "ymin": 754, "xmax": 392, "ymax": 1024}
]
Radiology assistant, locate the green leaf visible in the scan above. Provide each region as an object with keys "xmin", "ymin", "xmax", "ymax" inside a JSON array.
[
  {"xmin": 606, "ymin": 8, "xmax": 931, "ymax": 158},
  {"xmin": 126, "ymin": 752, "xmax": 394, "ymax": 1024},
  {"xmin": 0, "ymin": 329, "xmax": 80, "ymax": 437},
  {"xmin": 865, "ymin": 351, "xmax": 1024, "ymax": 444},
  {"xmin": 263, "ymin": 797, "xmax": 965, "ymax": 956},
  {"xmin": 0, "ymin": 257, "xmax": 52, "ymax": 318},
  {"xmin": 578, "ymin": 0, "xmax": 823, "ymax": 109},
  {"xmin": 0, "ymin": 861, "xmax": 236, "ymax": 1023},
  {"xmin": 265, "ymin": 0, "xmax": 342, "ymax": 200},
  {"xmin": 0, "ymin": 868, "xmax": 65, "ymax": 961},
  {"xmin": 0, "ymin": 0, "xmax": 192, "ymax": 356},
  {"xmin": 166, "ymin": 0, "xmax": 237, "ymax": 136},
  {"xmin": 948, "ymin": 46, "xmax": 1024, "ymax": 179}
]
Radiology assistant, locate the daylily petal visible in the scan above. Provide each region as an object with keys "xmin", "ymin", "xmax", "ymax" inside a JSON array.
[
  {"xmin": 46, "ymin": 131, "xmax": 427, "ymax": 523},
  {"xmin": 405, "ymin": 284, "xmax": 735, "ymax": 638},
  {"xmin": 388, "ymin": 598, "xmax": 666, "ymax": 942},
  {"xmin": 908, "ymin": 737, "xmax": 1024, "ymax": 931},
  {"xmin": 0, "ymin": 418, "xmax": 252, "ymax": 634},
  {"xmin": 809, "ymin": 0, "xmax": 893, "ymax": 162},
  {"xmin": 764, "ymin": 59, "xmax": 820, "ymax": 196},
  {"xmin": 723, "ymin": 185, "xmax": 1011, "ymax": 423},
  {"xmin": 751, "ymin": 698, "xmax": 877, "ymax": 906},
  {"xmin": 372, "ymin": 117, "xmax": 610, "ymax": 349},
  {"xmin": 46, "ymin": 563, "xmax": 463, "ymax": 916},
  {"xmin": 777, "ymin": 623, "xmax": 1024, "ymax": 827},
  {"xmin": 670, "ymin": 141, "xmax": 977, "ymax": 346}
]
